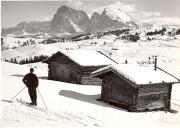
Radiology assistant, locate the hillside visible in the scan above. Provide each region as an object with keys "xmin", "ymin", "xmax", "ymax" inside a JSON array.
[{"xmin": 2, "ymin": 26, "xmax": 180, "ymax": 67}]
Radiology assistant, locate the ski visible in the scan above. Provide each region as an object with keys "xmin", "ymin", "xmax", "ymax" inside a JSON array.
[
  {"xmin": 1, "ymin": 99, "xmax": 13, "ymax": 103},
  {"xmin": 15, "ymin": 98, "xmax": 42, "ymax": 110}
]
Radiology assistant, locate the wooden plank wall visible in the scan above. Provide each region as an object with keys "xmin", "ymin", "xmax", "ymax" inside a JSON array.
[
  {"xmin": 69, "ymin": 63, "xmax": 81, "ymax": 83},
  {"xmin": 48, "ymin": 53, "xmax": 78, "ymax": 82},
  {"xmin": 101, "ymin": 77, "xmax": 112, "ymax": 102},
  {"xmin": 48, "ymin": 61, "xmax": 59, "ymax": 80},
  {"xmin": 80, "ymin": 76, "xmax": 102, "ymax": 85},
  {"xmin": 79, "ymin": 66, "xmax": 105, "ymax": 85},
  {"xmin": 101, "ymin": 73, "xmax": 136, "ymax": 104},
  {"xmin": 110, "ymin": 74, "xmax": 136, "ymax": 105},
  {"xmin": 136, "ymin": 84, "xmax": 171, "ymax": 111}
]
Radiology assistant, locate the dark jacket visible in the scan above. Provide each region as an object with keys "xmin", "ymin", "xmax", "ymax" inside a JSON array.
[{"xmin": 23, "ymin": 73, "xmax": 39, "ymax": 88}]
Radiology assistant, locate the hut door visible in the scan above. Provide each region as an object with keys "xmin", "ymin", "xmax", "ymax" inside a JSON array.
[
  {"xmin": 57, "ymin": 64, "xmax": 70, "ymax": 82},
  {"xmin": 102, "ymin": 79, "xmax": 112, "ymax": 102},
  {"xmin": 63, "ymin": 64, "xmax": 70, "ymax": 82}
]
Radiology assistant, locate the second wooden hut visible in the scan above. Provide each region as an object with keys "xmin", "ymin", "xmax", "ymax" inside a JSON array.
[{"xmin": 43, "ymin": 50, "xmax": 116, "ymax": 85}]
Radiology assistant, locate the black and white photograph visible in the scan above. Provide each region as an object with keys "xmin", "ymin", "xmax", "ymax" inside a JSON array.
[{"xmin": 1, "ymin": 0, "xmax": 180, "ymax": 127}]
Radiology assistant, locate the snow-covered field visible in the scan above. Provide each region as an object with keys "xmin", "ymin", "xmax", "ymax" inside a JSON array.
[
  {"xmin": 2, "ymin": 30, "xmax": 180, "ymax": 66},
  {"xmin": 2, "ymin": 36, "xmax": 45, "ymax": 49},
  {"xmin": 0, "ymin": 60, "xmax": 180, "ymax": 128},
  {"xmin": 1, "ymin": 44, "xmax": 60, "ymax": 62},
  {"xmin": 1, "ymin": 27, "xmax": 180, "ymax": 127}
]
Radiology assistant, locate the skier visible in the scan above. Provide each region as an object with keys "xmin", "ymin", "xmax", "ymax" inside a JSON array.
[{"xmin": 23, "ymin": 68, "xmax": 39, "ymax": 106}]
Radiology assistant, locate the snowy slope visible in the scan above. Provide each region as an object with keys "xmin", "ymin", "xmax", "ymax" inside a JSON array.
[
  {"xmin": 2, "ymin": 27, "xmax": 180, "ymax": 68},
  {"xmin": 2, "ymin": 26, "xmax": 180, "ymax": 62},
  {"xmin": 1, "ymin": 44, "xmax": 60, "ymax": 62},
  {"xmin": 2, "ymin": 36, "xmax": 45, "ymax": 49},
  {"xmin": 0, "ymin": 62, "xmax": 103, "ymax": 127},
  {"xmin": 1, "ymin": 61, "xmax": 180, "ymax": 127}
]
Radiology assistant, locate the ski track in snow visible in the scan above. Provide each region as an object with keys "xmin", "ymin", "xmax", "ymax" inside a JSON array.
[{"xmin": 1, "ymin": 98, "xmax": 103, "ymax": 127}]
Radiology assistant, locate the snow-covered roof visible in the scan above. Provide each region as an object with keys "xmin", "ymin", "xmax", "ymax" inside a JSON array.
[
  {"xmin": 91, "ymin": 64, "xmax": 179, "ymax": 85},
  {"xmin": 44, "ymin": 50, "xmax": 117, "ymax": 66}
]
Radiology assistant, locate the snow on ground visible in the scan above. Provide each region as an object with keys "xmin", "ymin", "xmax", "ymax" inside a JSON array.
[
  {"xmin": 24, "ymin": 62, "xmax": 48, "ymax": 71},
  {"xmin": 1, "ymin": 44, "xmax": 60, "ymax": 62},
  {"xmin": 1, "ymin": 28, "xmax": 180, "ymax": 127},
  {"xmin": 109, "ymin": 39, "xmax": 180, "ymax": 66},
  {"xmin": 1, "ymin": 61, "xmax": 180, "ymax": 128},
  {"xmin": 53, "ymin": 42, "xmax": 79, "ymax": 50},
  {"xmin": 0, "ymin": 62, "xmax": 103, "ymax": 127},
  {"xmin": 2, "ymin": 36, "xmax": 45, "ymax": 49},
  {"xmin": 2, "ymin": 31, "xmax": 180, "ymax": 66}
]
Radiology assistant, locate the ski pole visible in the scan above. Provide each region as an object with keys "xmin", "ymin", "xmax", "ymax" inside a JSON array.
[
  {"xmin": 10, "ymin": 87, "xmax": 26, "ymax": 101},
  {"xmin": 37, "ymin": 88, "xmax": 48, "ymax": 110}
]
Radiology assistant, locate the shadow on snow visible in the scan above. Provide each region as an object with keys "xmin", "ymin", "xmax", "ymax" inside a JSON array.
[{"xmin": 59, "ymin": 90, "xmax": 127, "ymax": 112}]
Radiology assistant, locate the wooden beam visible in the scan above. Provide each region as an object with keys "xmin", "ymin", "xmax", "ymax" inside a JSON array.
[{"xmin": 157, "ymin": 67, "xmax": 180, "ymax": 82}]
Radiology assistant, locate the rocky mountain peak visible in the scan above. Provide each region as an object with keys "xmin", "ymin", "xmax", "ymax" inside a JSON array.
[
  {"xmin": 56, "ymin": 5, "xmax": 74, "ymax": 16},
  {"xmin": 102, "ymin": 7, "xmax": 133, "ymax": 24},
  {"xmin": 57, "ymin": 5, "xmax": 69, "ymax": 12},
  {"xmin": 51, "ymin": 5, "xmax": 89, "ymax": 34},
  {"xmin": 2, "ymin": 5, "xmax": 139, "ymax": 37},
  {"xmin": 91, "ymin": 12, "xmax": 100, "ymax": 19}
]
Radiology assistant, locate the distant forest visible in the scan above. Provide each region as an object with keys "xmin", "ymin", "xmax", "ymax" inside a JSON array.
[{"xmin": 3, "ymin": 55, "xmax": 48, "ymax": 64}]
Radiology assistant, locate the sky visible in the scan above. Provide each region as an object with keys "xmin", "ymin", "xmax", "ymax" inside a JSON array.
[{"xmin": 1, "ymin": 0, "xmax": 180, "ymax": 28}]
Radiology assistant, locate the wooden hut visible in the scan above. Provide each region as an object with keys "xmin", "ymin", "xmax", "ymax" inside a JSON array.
[
  {"xmin": 43, "ymin": 50, "xmax": 116, "ymax": 85},
  {"xmin": 91, "ymin": 64, "xmax": 179, "ymax": 112}
]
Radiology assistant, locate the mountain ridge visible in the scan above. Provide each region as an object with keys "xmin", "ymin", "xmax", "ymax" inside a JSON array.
[{"xmin": 2, "ymin": 5, "xmax": 139, "ymax": 37}]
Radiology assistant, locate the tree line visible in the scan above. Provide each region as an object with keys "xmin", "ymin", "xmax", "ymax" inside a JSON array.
[
  {"xmin": 146, "ymin": 27, "xmax": 166, "ymax": 36},
  {"xmin": 4, "ymin": 55, "xmax": 48, "ymax": 64}
]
